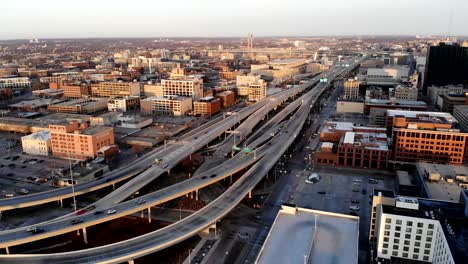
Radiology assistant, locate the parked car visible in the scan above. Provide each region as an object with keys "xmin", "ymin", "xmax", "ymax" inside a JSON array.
[
  {"xmin": 349, "ymin": 205, "xmax": 360, "ymax": 211},
  {"xmin": 318, "ymin": 191, "xmax": 326, "ymax": 195}
]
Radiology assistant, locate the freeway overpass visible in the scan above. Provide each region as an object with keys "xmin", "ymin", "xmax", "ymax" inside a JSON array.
[{"xmin": 0, "ymin": 57, "xmax": 366, "ymax": 263}]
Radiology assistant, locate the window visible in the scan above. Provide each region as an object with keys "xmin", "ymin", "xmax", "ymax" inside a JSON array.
[
  {"xmin": 425, "ymin": 243, "xmax": 431, "ymax": 249},
  {"xmin": 404, "ymin": 240, "xmax": 410, "ymax": 245},
  {"xmin": 406, "ymin": 228, "xmax": 412, "ymax": 233},
  {"xmin": 403, "ymin": 246, "xmax": 409, "ymax": 252},
  {"xmin": 416, "ymin": 235, "xmax": 422, "ymax": 241},
  {"xmin": 382, "ymin": 249, "xmax": 388, "ymax": 255},
  {"xmin": 428, "ymin": 224, "xmax": 434, "ymax": 229},
  {"xmin": 424, "ymin": 249, "xmax": 430, "ymax": 255},
  {"xmin": 395, "ymin": 232, "xmax": 400, "ymax": 237},
  {"xmin": 383, "ymin": 243, "xmax": 388, "ymax": 249},
  {"xmin": 415, "ymin": 242, "xmax": 421, "ymax": 247},
  {"xmin": 405, "ymin": 234, "xmax": 411, "ymax": 239},
  {"xmin": 423, "ymin": 256, "xmax": 429, "ymax": 261},
  {"xmin": 417, "ymin": 223, "xmax": 424, "ymax": 228},
  {"xmin": 385, "ymin": 218, "xmax": 391, "ymax": 223},
  {"xmin": 394, "ymin": 239, "xmax": 400, "ymax": 244},
  {"xmin": 417, "ymin": 229, "xmax": 423, "ymax": 234},
  {"xmin": 414, "ymin": 248, "xmax": 420, "ymax": 253},
  {"xmin": 395, "ymin": 226, "xmax": 401, "ymax": 231},
  {"xmin": 393, "ymin": 245, "xmax": 399, "ymax": 250},
  {"xmin": 413, "ymin": 254, "xmax": 419, "ymax": 259},
  {"xmin": 403, "ymin": 253, "xmax": 409, "ymax": 258},
  {"xmin": 426, "ymin": 237, "xmax": 432, "ymax": 242},
  {"xmin": 396, "ymin": 220, "xmax": 402, "ymax": 225}
]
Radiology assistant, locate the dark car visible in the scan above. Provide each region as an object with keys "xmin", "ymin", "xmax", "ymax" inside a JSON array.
[
  {"xmin": 71, "ymin": 219, "xmax": 84, "ymax": 225},
  {"xmin": 361, "ymin": 189, "xmax": 367, "ymax": 195},
  {"xmin": 93, "ymin": 210, "xmax": 104, "ymax": 215},
  {"xmin": 318, "ymin": 191, "xmax": 326, "ymax": 194}
]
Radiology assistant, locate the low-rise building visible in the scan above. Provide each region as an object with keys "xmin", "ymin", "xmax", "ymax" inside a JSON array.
[
  {"xmin": 336, "ymin": 101, "xmax": 364, "ymax": 113},
  {"xmin": 394, "ymin": 85, "xmax": 418, "ymax": 101},
  {"xmin": 193, "ymin": 97, "xmax": 221, "ymax": 117},
  {"xmin": 91, "ymin": 81, "xmax": 140, "ymax": 97},
  {"xmin": 439, "ymin": 93, "xmax": 468, "ymax": 114},
  {"xmin": 21, "ymin": 130, "xmax": 51, "ymax": 156},
  {"xmin": 215, "ymin": 90, "xmax": 236, "ymax": 108},
  {"xmin": 90, "ymin": 112, "xmax": 122, "ymax": 126},
  {"xmin": 247, "ymin": 79, "xmax": 267, "ymax": 101},
  {"xmin": 47, "ymin": 98, "xmax": 109, "ymax": 114},
  {"xmin": 364, "ymin": 99, "xmax": 427, "ymax": 115},
  {"xmin": 415, "ymin": 162, "xmax": 468, "ymax": 202},
  {"xmin": 107, "ymin": 96, "xmax": 140, "ymax": 112},
  {"xmin": 256, "ymin": 205, "xmax": 358, "ymax": 264},
  {"xmin": 117, "ymin": 116, "xmax": 153, "ymax": 129},
  {"xmin": 391, "ymin": 114, "xmax": 468, "ymax": 165},
  {"xmin": 61, "ymin": 83, "xmax": 91, "ymax": 98},
  {"xmin": 9, "ymin": 98, "xmax": 66, "ymax": 112},
  {"xmin": 140, "ymin": 95, "xmax": 192, "ymax": 116},
  {"xmin": 143, "ymin": 83, "xmax": 163, "ymax": 98},
  {"xmin": 49, "ymin": 122, "xmax": 114, "ymax": 160},
  {"xmin": 427, "ymin": 85, "xmax": 464, "ymax": 104},
  {"xmin": 0, "ymin": 77, "xmax": 31, "ymax": 89}
]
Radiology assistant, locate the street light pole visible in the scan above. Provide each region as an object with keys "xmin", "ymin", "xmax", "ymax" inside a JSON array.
[{"xmin": 68, "ymin": 151, "xmax": 77, "ymax": 213}]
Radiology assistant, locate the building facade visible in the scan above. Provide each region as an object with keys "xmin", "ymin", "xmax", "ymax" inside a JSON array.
[
  {"xmin": 394, "ymin": 85, "xmax": 418, "ymax": 101},
  {"xmin": 343, "ymin": 79, "xmax": 360, "ymax": 100},
  {"xmin": 21, "ymin": 130, "xmax": 51, "ymax": 156},
  {"xmin": 0, "ymin": 77, "xmax": 31, "ymax": 89},
  {"xmin": 49, "ymin": 122, "xmax": 114, "ymax": 160},
  {"xmin": 248, "ymin": 80, "xmax": 267, "ymax": 101},
  {"xmin": 47, "ymin": 98, "xmax": 109, "ymax": 114},
  {"xmin": 107, "ymin": 96, "xmax": 140, "ymax": 112},
  {"xmin": 193, "ymin": 97, "xmax": 221, "ymax": 117},
  {"xmin": 61, "ymin": 83, "xmax": 91, "ymax": 98},
  {"xmin": 91, "ymin": 82, "xmax": 140, "ymax": 97},
  {"xmin": 160, "ymin": 77, "xmax": 203, "ymax": 100},
  {"xmin": 140, "ymin": 95, "xmax": 192, "ymax": 116},
  {"xmin": 215, "ymin": 90, "xmax": 236, "ymax": 108}
]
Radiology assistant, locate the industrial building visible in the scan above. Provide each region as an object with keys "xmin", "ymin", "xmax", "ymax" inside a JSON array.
[
  {"xmin": 107, "ymin": 96, "xmax": 140, "ymax": 112},
  {"xmin": 60, "ymin": 83, "xmax": 91, "ymax": 98}
]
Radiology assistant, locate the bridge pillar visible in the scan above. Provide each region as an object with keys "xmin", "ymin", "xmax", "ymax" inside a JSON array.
[
  {"xmin": 128, "ymin": 260, "xmax": 134, "ymax": 264},
  {"xmin": 59, "ymin": 199, "xmax": 63, "ymax": 207},
  {"xmin": 230, "ymin": 175, "xmax": 233, "ymax": 184},
  {"xmin": 248, "ymin": 191, "xmax": 252, "ymax": 199},
  {"xmin": 195, "ymin": 189, "xmax": 198, "ymax": 201},
  {"xmin": 0, "ymin": 210, "xmax": 2, "ymax": 221},
  {"xmin": 5, "ymin": 247, "xmax": 9, "ymax": 255},
  {"xmin": 147, "ymin": 207, "xmax": 152, "ymax": 223},
  {"xmin": 140, "ymin": 210, "xmax": 144, "ymax": 218},
  {"xmin": 82, "ymin": 227, "xmax": 88, "ymax": 244},
  {"xmin": 112, "ymin": 183, "xmax": 115, "ymax": 190}
]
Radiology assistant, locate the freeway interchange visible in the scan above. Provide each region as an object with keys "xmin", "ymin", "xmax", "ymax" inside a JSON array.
[{"xmin": 0, "ymin": 56, "xmax": 365, "ymax": 263}]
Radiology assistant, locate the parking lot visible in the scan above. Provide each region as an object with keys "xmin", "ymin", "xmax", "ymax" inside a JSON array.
[{"xmin": 0, "ymin": 151, "xmax": 72, "ymax": 198}]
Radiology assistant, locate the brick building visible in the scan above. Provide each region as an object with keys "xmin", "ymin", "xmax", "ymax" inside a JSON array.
[
  {"xmin": 91, "ymin": 82, "xmax": 140, "ymax": 98},
  {"xmin": 49, "ymin": 122, "xmax": 114, "ymax": 160},
  {"xmin": 215, "ymin": 90, "xmax": 236, "ymax": 108},
  {"xmin": 193, "ymin": 97, "xmax": 221, "ymax": 117}
]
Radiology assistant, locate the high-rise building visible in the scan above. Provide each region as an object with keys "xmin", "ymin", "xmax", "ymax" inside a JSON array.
[{"xmin": 423, "ymin": 43, "xmax": 468, "ymax": 94}]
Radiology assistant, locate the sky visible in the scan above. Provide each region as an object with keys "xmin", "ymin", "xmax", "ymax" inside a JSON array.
[{"xmin": 1, "ymin": 0, "xmax": 467, "ymax": 39}]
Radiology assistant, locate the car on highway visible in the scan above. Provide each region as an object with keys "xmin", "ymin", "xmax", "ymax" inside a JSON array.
[
  {"xmin": 18, "ymin": 188, "xmax": 29, "ymax": 195},
  {"xmin": 136, "ymin": 199, "xmax": 146, "ymax": 205},
  {"xmin": 349, "ymin": 205, "xmax": 360, "ymax": 211},
  {"xmin": 351, "ymin": 199, "xmax": 360, "ymax": 203},
  {"xmin": 75, "ymin": 209, "xmax": 86, "ymax": 215},
  {"xmin": 27, "ymin": 227, "xmax": 45, "ymax": 234},
  {"xmin": 318, "ymin": 191, "xmax": 326, "ymax": 195},
  {"xmin": 3, "ymin": 193, "xmax": 14, "ymax": 198},
  {"xmin": 107, "ymin": 209, "xmax": 117, "ymax": 214},
  {"xmin": 93, "ymin": 210, "xmax": 104, "ymax": 215},
  {"xmin": 160, "ymin": 164, "xmax": 168, "ymax": 169},
  {"xmin": 71, "ymin": 219, "xmax": 84, "ymax": 225},
  {"xmin": 368, "ymin": 179, "xmax": 378, "ymax": 184}
]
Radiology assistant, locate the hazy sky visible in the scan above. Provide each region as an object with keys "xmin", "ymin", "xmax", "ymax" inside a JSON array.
[{"xmin": 1, "ymin": 0, "xmax": 467, "ymax": 39}]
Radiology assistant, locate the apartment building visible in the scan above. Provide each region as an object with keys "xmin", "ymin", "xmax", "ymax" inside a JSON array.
[
  {"xmin": 0, "ymin": 77, "xmax": 31, "ymax": 89},
  {"xmin": 108, "ymin": 96, "xmax": 140, "ymax": 112},
  {"xmin": 47, "ymin": 98, "xmax": 108, "ymax": 114},
  {"xmin": 140, "ymin": 95, "xmax": 192, "ymax": 116},
  {"xmin": 248, "ymin": 80, "xmax": 267, "ymax": 102},
  {"xmin": 61, "ymin": 83, "xmax": 91, "ymax": 98},
  {"xmin": 391, "ymin": 114, "xmax": 468, "ymax": 165},
  {"xmin": 343, "ymin": 79, "xmax": 360, "ymax": 100},
  {"xmin": 21, "ymin": 130, "xmax": 51, "ymax": 156},
  {"xmin": 236, "ymin": 74, "xmax": 262, "ymax": 96},
  {"xmin": 49, "ymin": 122, "xmax": 114, "ymax": 160},
  {"xmin": 371, "ymin": 189, "xmax": 468, "ymax": 264},
  {"xmin": 91, "ymin": 82, "xmax": 140, "ymax": 97},
  {"xmin": 160, "ymin": 76, "xmax": 203, "ymax": 100},
  {"xmin": 193, "ymin": 97, "xmax": 221, "ymax": 117},
  {"xmin": 394, "ymin": 85, "xmax": 418, "ymax": 101}
]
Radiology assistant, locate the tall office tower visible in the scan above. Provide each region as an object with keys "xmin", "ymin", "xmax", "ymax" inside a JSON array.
[
  {"xmin": 247, "ymin": 33, "xmax": 254, "ymax": 51},
  {"xmin": 423, "ymin": 43, "xmax": 468, "ymax": 94}
]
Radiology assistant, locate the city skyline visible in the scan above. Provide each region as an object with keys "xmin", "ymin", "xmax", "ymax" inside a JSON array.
[{"xmin": 1, "ymin": 0, "xmax": 468, "ymax": 39}]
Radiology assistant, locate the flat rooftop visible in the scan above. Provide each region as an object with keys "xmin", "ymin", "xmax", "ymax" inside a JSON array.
[
  {"xmin": 387, "ymin": 110, "xmax": 456, "ymax": 124},
  {"xmin": 81, "ymin": 126, "xmax": 112, "ymax": 135},
  {"xmin": 256, "ymin": 205, "xmax": 359, "ymax": 264},
  {"xmin": 269, "ymin": 58, "xmax": 307, "ymax": 65},
  {"xmin": 416, "ymin": 162, "xmax": 468, "ymax": 202},
  {"xmin": 365, "ymin": 99, "xmax": 427, "ymax": 107},
  {"xmin": 9, "ymin": 98, "xmax": 66, "ymax": 108},
  {"xmin": 142, "ymin": 95, "xmax": 190, "ymax": 101}
]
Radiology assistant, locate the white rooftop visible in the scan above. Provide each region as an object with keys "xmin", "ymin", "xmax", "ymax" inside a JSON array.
[
  {"xmin": 256, "ymin": 206, "xmax": 359, "ymax": 264},
  {"xmin": 22, "ymin": 130, "xmax": 50, "ymax": 141},
  {"xmin": 387, "ymin": 110, "xmax": 457, "ymax": 123},
  {"xmin": 344, "ymin": 131, "xmax": 355, "ymax": 144}
]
